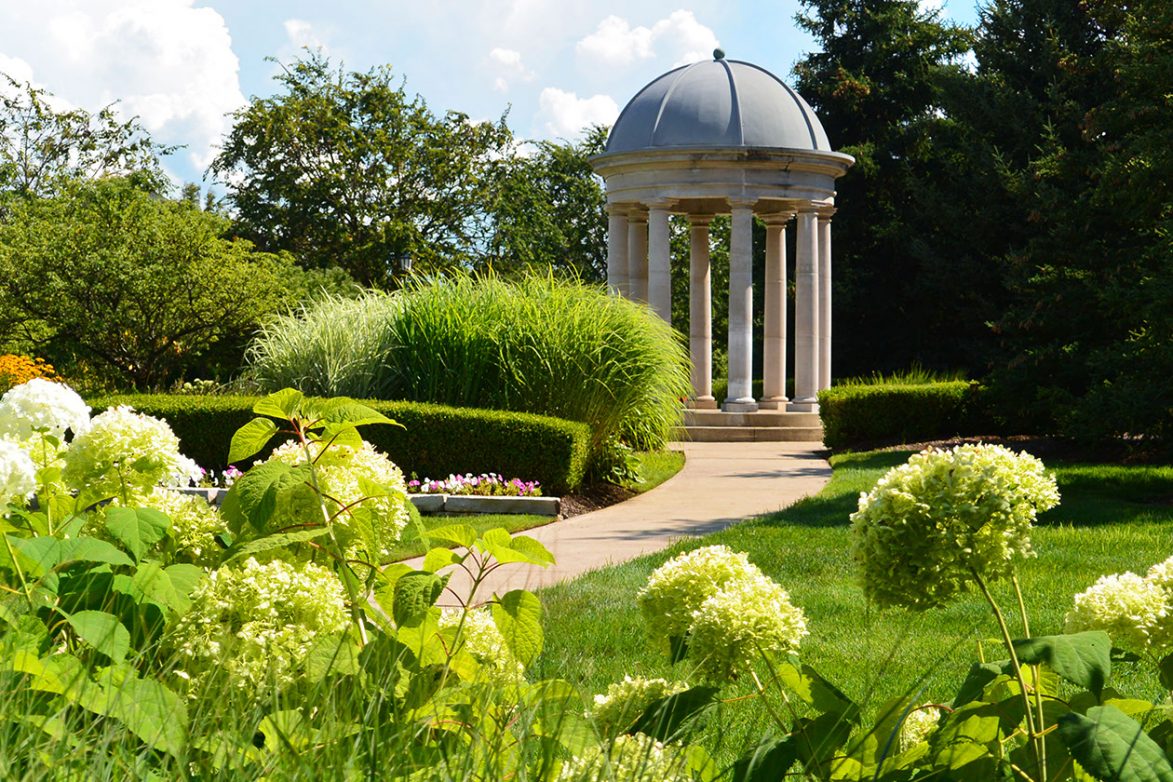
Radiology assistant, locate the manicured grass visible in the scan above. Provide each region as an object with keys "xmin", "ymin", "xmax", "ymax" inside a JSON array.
[
  {"xmin": 533, "ymin": 449, "xmax": 1173, "ymax": 761},
  {"xmin": 625, "ymin": 448, "xmax": 685, "ymax": 494},
  {"xmin": 388, "ymin": 512, "xmax": 552, "ymax": 561}
]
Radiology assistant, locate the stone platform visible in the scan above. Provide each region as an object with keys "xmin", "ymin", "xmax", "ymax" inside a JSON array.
[{"xmin": 674, "ymin": 409, "xmax": 823, "ymax": 443}]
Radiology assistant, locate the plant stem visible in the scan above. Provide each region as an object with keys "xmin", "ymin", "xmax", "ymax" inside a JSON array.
[
  {"xmin": 1013, "ymin": 574, "xmax": 1048, "ymax": 778},
  {"xmin": 972, "ymin": 570, "xmax": 1046, "ymax": 782},
  {"xmin": 2, "ymin": 532, "xmax": 34, "ymax": 610}
]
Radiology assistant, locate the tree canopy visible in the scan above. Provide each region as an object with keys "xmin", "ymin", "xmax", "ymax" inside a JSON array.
[{"xmin": 211, "ymin": 54, "xmax": 513, "ymax": 287}]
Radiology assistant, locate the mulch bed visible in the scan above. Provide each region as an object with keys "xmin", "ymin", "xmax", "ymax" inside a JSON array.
[{"xmin": 558, "ymin": 482, "xmax": 635, "ymax": 519}]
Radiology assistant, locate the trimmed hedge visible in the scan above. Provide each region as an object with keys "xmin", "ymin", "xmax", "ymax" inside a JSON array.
[
  {"xmin": 818, "ymin": 381, "xmax": 992, "ymax": 450},
  {"xmin": 90, "ymin": 395, "xmax": 591, "ymax": 494}
]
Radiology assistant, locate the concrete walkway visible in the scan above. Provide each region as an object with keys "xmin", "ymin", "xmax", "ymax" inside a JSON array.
[{"xmin": 419, "ymin": 440, "xmax": 832, "ymax": 602}]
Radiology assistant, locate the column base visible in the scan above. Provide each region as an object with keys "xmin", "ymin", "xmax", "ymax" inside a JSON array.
[
  {"xmin": 722, "ymin": 398, "xmax": 759, "ymax": 413},
  {"xmin": 689, "ymin": 396, "xmax": 718, "ymax": 410},
  {"xmin": 757, "ymin": 396, "xmax": 789, "ymax": 410},
  {"xmin": 787, "ymin": 399, "xmax": 820, "ymax": 413}
]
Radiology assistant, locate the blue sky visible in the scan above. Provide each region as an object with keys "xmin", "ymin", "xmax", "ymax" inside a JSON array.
[{"xmin": 0, "ymin": 1, "xmax": 979, "ymax": 191}]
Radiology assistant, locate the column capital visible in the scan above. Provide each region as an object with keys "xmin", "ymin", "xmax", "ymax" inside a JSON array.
[
  {"xmin": 796, "ymin": 202, "xmax": 822, "ymax": 215},
  {"xmin": 627, "ymin": 207, "xmax": 648, "ymax": 223},
  {"xmin": 728, "ymin": 197, "xmax": 757, "ymax": 211},
  {"xmin": 606, "ymin": 202, "xmax": 631, "ymax": 216},
  {"xmin": 688, "ymin": 213, "xmax": 716, "ymax": 228},
  {"xmin": 646, "ymin": 197, "xmax": 675, "ymax": 212},
  {"xmin": 818, "ymin": 206, "xmax": 838, "ymax": 220},
  {"xmin": 761, "ymin": 211, "xmax": 795, "ymax": 226}
]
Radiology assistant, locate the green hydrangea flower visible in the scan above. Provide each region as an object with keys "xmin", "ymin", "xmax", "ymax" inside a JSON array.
[
  {"xmin": 590, "ymin": 676, "xmax": 690, "ymax": 738},
  {"xmin": 63, "ymin": 405, "xmax": 199, "ymax": 497},
  {"xmin": 558, "ymin": 733, "xmax": 695, "ymax": 781},
  {"xmin": 687, "ymin": 573, "xmax": 808, "ymax": 682},
  {"xmin": 637, "ymin": 545, "xmax": 761, "ymax": 641},
  {"xmin": 265, "ymin": 439, "xmax": 410, "ymax": 562},
  {"xmin": 137, "ymin": 487, "xmax": 228, "ymax": 566},
  {"xmin": 1065, "ymin": 572, "xmax": 1168, "ymax": 654},
  {"xmin": 168, "ymin": 557, "xmax": 349, "ymax": 697},
  {"xmin": 439, "ymin": 608, "xmax": 525, "ymax": 686},
  {"xmin": 851, "ymin": 444, "xmax": 1060, "ymax": 610}
]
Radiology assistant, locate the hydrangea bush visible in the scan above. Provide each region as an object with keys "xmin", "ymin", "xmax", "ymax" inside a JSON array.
[
  {"xmin": 1066, "ymin": 556, "xmax": 1173, "ymax": 658},
  {"xmin": 851, "ymin": 444, "xmax": 1060, "ymax": 610}
]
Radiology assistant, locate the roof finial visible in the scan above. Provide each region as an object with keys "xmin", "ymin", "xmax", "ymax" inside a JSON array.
[{"xmin": 713, "ymin": 48, "xmax": 725, "ymax": 61}]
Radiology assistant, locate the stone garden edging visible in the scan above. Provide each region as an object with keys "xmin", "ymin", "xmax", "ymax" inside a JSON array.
[{"xmin": 176, "ymin": 487, "xmax": 560, "ymax": 516}]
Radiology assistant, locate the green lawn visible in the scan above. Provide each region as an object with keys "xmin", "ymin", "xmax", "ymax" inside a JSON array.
[
  {"xmin": 533, "ymin": 449, "xmax": 1173, "ymax": 761},
  {"xmin": 625, "ymin": 448, "xmax": 685, "ymax": 493}
]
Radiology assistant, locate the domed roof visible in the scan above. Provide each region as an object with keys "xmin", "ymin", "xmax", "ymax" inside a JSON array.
[{"xmin": 605, "ymin": 54, "xmax": 831, "ymax": 154}]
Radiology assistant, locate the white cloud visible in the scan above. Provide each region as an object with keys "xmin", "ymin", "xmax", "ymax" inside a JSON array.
[
  {"xmin": 284, "ymin": 18, "xmax": 328, "ymax": 52},
  {"xmin": 0, "ymin": 0, "xmax": 245, "ymax": 174},
  {"xmin": 537, "ymin": 87, "xmax": 618, "ymax": 138},
  {"xmin": 576, "ymin": 10, "xmax": 719, "ymax": 69},
  {"xmin": 488, "ymin": 46, "xmax": 535, "ymax": 92},
  {"xmin": 918, "ymin": 0, "xmax": 947, "ymax": 15}
]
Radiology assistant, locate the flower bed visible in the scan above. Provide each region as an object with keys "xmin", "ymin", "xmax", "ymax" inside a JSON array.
[{"xmin": 408, "ymin": 472, "xmax": 541, "ymax": 497}]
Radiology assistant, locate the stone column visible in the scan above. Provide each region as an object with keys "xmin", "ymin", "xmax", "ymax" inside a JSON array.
[
  {"xmin": 688, "ymin": 215, "xmax": 716, "ymax": 409},
  {"xmin": 647, "ymin": 201, "xmax": 673, "ymax": 323},
  {"xmin": 627, "ymin": 208, "xmax": 648, "ymax": 303},
  {"xmin": 818, "ymin": 209, "xmax": 835, "ymax": 391},
  {"xmin": 724, "ymin": 200, "xmax": 758, "ymax": 412},
  {"xmin": 790, "ymin": 206, "xmax": 820, "ymax": 412},
  {"xmin": 759, "ymin": 212, "xmax": 793, "ymax": 409},
  {"xmin": 606, "ymin": 205, "xmax": 629, "ymax": 297}
]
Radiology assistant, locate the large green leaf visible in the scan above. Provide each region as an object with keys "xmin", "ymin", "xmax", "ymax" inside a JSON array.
[
  {"xmin": 221, "ymin": 527, "xmax": 330, "ymax": 564},
  {"xmin": 423, "ymin": 524, "xmax": 479, "ymax": 549},
  {"xmin": 1057, "ymin": 705, "xmax": 1173, "ymax": 782},
  {"xmin": 774, "ymin": 658, "xmax": 860, "ymax": 720},
  {"xmin": 113, "ymin": 562, "xmax": 189, "ymax": 614},
  {"xmin": 478, "ymin": 528, "xmax": 555, "ymax": 566},
  {"xmin": 314, "ymin": 398, "xmax": 399, "ymax": 429},
  {"xmin": 228, "ymin": 417, "xmax": 280, "ymax": 463},
  {"xmin": 105, "ymin": 507, "xmax": 170, "ymax": 561},
  {"xmin": 490, "ymin": 589, "xmax": 543, "ymax": 666},
  {"xmin": 1014, "ymin": 631, "xmax": 1111, "ymax": 698},
  {"xmin": 67, "ymin": 610, "xmax": 130, "ymax": 663},
  {"xmin": 221, "ymin": 460, "xmax": 313, "ymax": 533},
  {"xmin": 10, "ymin": 535, "xmax": 133, "ymax": 578},
  {"xmin": 627, "ymin": 686, "xmax": 718, "ymax": 742},
  {"xmin": 393, "ymin": 571, "xmax": 447, "ymax": 628},
  {"xmin": 93, "ymin": 666, "xmax": 187, "ymax": 757},
  {"xmin": 730, "ymin": 736, "xmax": 799, "ymax": 782},
  {"xmin": 954, "ymin": 660, "xmax": 1011, "ymax": 706},
  {"xmin": 252, "ymin": 388, "xmax": 303, "ymax": 420}
]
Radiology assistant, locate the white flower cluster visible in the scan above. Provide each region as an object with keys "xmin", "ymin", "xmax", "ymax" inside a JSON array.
[
  {"xmin": 438, "ymin": 608, "xmax": 525, "ymax": 686},
  {"xmin": 898, "ymin": 706, "xmax": 942, "ymax": 753},
  {"xmin": 169, "ymin": 557, "xmax": 349, "ymax": 695},
  {"xmin": 0, "ymin": 439, "xmax": 36, "ymax": 505},
  {"xmin": 638, "ymin": 546, "xmax": 808, "ymax": 682},
  {"xmin": 63, "ymin": 405, "xmax": 200, "ymax": 498},
  {"xmin": 851, "ymin": 444, "xmax": 1060, "ymax": 610},
  {"xmin": 558, "ymin": 733, "xmax": 695, "ymax": 782},
  {"xmin": 0, "ymin": 378, "xmax": 90, "ymax": 440},
  {"xmin": 1066, "ymin": 556, "xmax": 1173, "ymax": 655},
  {"xmin": 136, "ymin": 487, "xmax": 227, "ymax": 566},
  {"xmin": 590, "ymin": 676, "xmax": 690, "ymax": 738},
  {"xmin": 266, "ymin": 439, "xmax": 410, "ymax": 562}
]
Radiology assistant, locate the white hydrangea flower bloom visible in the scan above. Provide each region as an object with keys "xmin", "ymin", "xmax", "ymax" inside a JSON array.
[
  {"xmin": 62, "ymin": 406, "xmax": 196, "ymax": 497},
  {"xmin": 0, "ymin": 438, "xmax": 37, "ymax": 505},
  {"xmin": 265, "ymin": 439, "xmax": 410, "ymax": 562},
  {"xmin": 1065, "ymin": 572, "xmax": 1168, "ymax": 654},
  {"xmin": 638, "ymin": 545, "xmax": 763, "ymax": 641},
  {"xmin": 1145, "ymin": 556, "xmax": 1173, "ymax": 594},
  {"xmin": 851, "ymin": 444, "xmax": 1060, "ymax": 610},
  {"xmin": 168, "ymin": 557, "xmax": 349, "ymax": 696},
  {"xmin": 687, "ymin": 572, "xmax": 808, "ymax": 682},
  {"xmin": 438, "ymin": 607, "xmax": 525, "ymax": 685},
  {"xmin": 590, "ymin": 676, "xmax": 690, "ymax": 738},
  {"xmin": 558, "ymin": 733, "xmax": 694, "ymax": 782},
  {"xmin": 137, "ymin": 487, "xmax": 227, "ymax": 566},
  {"xmin": 0, "ymin": 378, "xmax": 90, "ymax": 440},
  {"xmin": 898, "ymin": 706, "xmax": 942, "ymax": 752}
]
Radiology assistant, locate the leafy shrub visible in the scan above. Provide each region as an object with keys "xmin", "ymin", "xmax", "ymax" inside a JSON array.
[
  {"xmin": 818, "ymin": 380, "xmax": 992, "ymax": 449},
  {"xmin": 248, "ymin": 273, "xmax": 691, "ymax": 454},
  {"xmin": 90, "ymin": 394, "xmax": 591, "ymax": 494}
]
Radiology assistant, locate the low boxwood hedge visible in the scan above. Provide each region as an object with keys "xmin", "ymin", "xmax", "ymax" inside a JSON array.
[
  {"xmin": 90, "ymin": 395, "xmax": 591, "ymax": 494},
  {"xmin": 818, "ymin": 381, "xmax": 992, "ymax": 450}
]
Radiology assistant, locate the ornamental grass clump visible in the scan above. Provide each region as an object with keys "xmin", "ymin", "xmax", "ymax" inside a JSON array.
[{"xmin": 851, "ymin": 443, "xmax": 1060, "ymax": 610}]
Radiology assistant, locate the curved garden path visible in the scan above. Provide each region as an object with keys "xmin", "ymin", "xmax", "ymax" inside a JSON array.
[{"xmin": 419, "ymin": 441, "xmax": 832, "ymax": 602}]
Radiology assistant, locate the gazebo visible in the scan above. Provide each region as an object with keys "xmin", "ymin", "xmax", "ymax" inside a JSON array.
[{"xmin": 591, "ymin": 51, "xmax": 853, "ymax": 414}]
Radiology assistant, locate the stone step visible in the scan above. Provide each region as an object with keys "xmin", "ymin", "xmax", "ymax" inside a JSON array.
[
  {"xmin": 682, "ymin": 409, "xmax": 821, "ymax": 428},
  {"xmin": 674, "ymin": 426, "xmax": 824, "ymax": 443}
]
